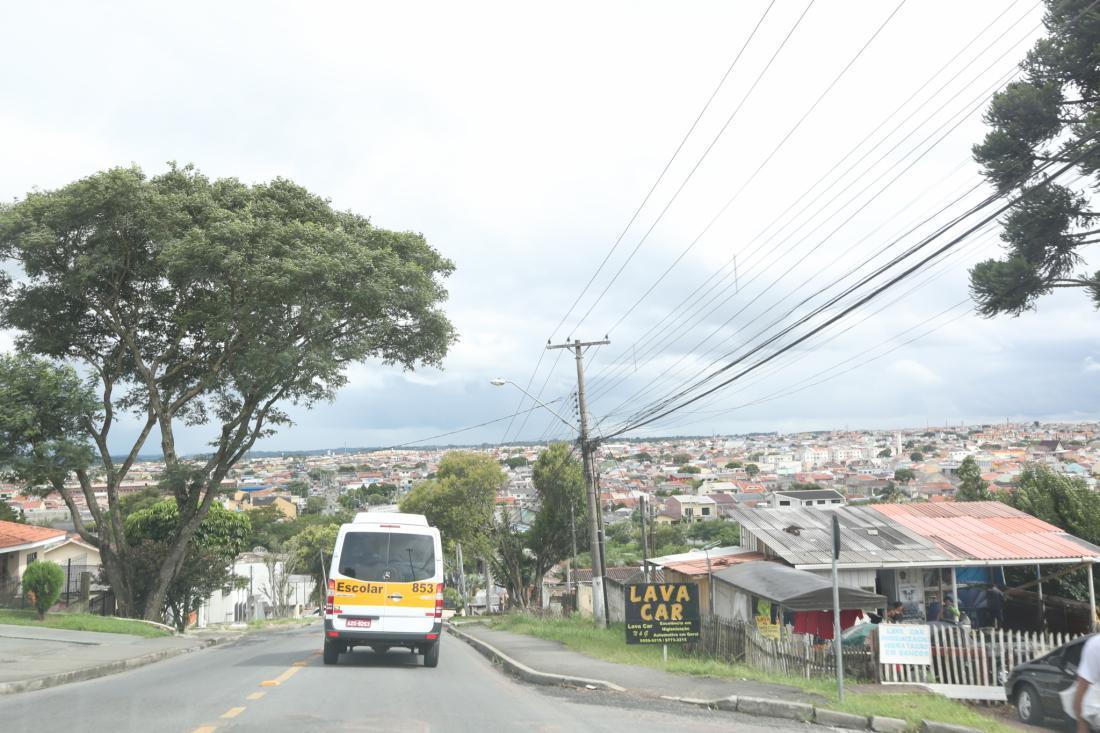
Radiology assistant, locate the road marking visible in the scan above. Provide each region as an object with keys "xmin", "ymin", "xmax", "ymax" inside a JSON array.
[
  {"xmin": 247, "ymin": 692, "xmax": 266, "ymax": 700},
  {"xmin": 221, "ymin": 707, "xmax": 246, "ymax": 719},
  {"xmin": 191, "ymin": 727, "xmax": 216, "ymax": 733},
  {"xmin": 260, "ymin": 664, "xmax": 304, "ymax": 686},
  {"xmin": 293, "ymin": 660, "xmax": 307, "ymax": 667}
]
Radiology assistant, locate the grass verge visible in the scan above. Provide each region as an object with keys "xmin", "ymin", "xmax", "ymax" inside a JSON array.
[
  {"xmin": 245, "ymin": 617, "xmax": 317, "ymax": 630},
  {"xmin": 488, "ymin": 613, "xmax": 1014, "ymax": 733},
  {"xmin": 0, "ymin": 609, "xmax": 171, "ymax": 638}
]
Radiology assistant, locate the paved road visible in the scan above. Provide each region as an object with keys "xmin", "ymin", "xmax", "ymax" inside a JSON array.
[{"xmin": 0, "ymin": 623, "xmax": 809, "ymax": 732}]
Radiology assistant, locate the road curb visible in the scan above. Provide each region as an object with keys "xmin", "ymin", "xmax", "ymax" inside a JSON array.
[
  {"xmin": 0, "ymin": 634, "xmax": 235, "ymax": 696},
  {"xmin": 445, "ymin": 623, "xmax": 626, "ymax": 692},
  {"xmin": 447, "ymin": 624, "xmax": 990, "ymax": 733}
]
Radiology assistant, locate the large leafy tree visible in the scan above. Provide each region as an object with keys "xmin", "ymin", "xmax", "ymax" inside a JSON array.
[
  {"xmin": 525, "ymin": 442, "xmax": 587, "ymax": 604},
  {"xmin": 126, "ymin": 499, "xmax": 251, "ymax": 631},
  {"xmin": 1001, "ymin": 464, "xmax": 1100, "ymax": 598},
  {"xmin": 400, "ymin": 451, "xmax": 504, "ymax": 556},
  {"xmin": 0, "ymin": 165, "xmax": 455, "ymax": 620},
  {"xmin": 970, "ymin": 0, "xmax": 1100, "ymax": 315},
  {"xmin": 954, "ymin": 456, "xmax": 991, "ymax": 501},
  {"xmin": 288, "ymin": 522, "xmax": 341, "ymax": 603}
]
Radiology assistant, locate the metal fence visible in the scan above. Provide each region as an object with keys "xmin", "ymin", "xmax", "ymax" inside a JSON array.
[
  {"xmin": 0, "ymin": 562, "xmax": 103, "ymax": 611},
  {"xmin": 879, "ymin": 625, "xmax": 1081, "ymax": 688}
]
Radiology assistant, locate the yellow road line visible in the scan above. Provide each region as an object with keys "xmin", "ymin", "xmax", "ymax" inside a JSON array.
[
  {"xmin": 192, "ymin": 727, "xmax": 217, "ymax": 733},
  {"xmin": 260, "ymin": 664, "xmax": 304, "ymax": 687},
  {"xmin": 247, "ymin": 692, "xmax": 266, "ymax": 700},
  {"xmin": 221, "ymin": 707, "xmax": 246, "ymax": 719}
]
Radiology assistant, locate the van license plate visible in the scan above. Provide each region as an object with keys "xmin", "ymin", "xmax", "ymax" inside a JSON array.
[{"xmin": 346, "ymin": 619, "xmax": 372, "ymax": 628}]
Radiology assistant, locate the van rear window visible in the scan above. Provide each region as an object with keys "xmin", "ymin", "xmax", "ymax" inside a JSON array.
[{"xmin": 339, "ymin": 532, "xmax": 435, "ymax": 582}]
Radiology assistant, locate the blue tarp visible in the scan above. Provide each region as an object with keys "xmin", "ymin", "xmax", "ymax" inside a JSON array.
[{"xmin": 954, "ymin": 567, "xmax": 1006, "ymax": 585}]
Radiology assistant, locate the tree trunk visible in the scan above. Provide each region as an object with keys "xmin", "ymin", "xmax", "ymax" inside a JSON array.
[
  {"xmin": 97, "ymin": 544, "xmax": 135, "ymax": 618},
  {"xmin": 139, "ymin": 473, "xmax": 225, "ymax": 621}
]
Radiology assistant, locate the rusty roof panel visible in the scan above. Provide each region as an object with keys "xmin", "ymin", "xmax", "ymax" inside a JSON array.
[{"xmin": 871, "ymin": 502, "xmax": 1100, "ymax": 561}]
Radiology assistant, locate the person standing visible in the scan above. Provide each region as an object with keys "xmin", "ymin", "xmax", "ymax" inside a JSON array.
[
  {"xmin": 942, "ymin": 594, "xmax": 960, "ymax": 624},
  {"xmin": 1073, "ymin": 633, "xmax": 1100, "ymax": 733},
  {"xmin": 987, "ymin": 584, "xmax": 1006, "ymax": 628}
]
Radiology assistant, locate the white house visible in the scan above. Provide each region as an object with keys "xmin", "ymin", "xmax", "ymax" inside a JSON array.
[{"xmin": 195, "ymin": 551, "xmax": 316, "ymax": 627}]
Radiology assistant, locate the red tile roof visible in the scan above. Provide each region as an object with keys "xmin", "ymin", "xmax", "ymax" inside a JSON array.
[
  {"xmin": 0, "ymin": 520, "xmax": 66, "ymax": 550},
  {"xmin": 871, "ymin": 502, "xmax": 1100, "ymax": 561}
]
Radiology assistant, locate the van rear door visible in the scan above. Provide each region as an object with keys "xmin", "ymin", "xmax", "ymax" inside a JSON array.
[
  {"xmin": 330, "ymin": 530, "xmax": 390, "ymax": 633},
  {"xmin": 379, "ymin": 529, "xmax": 440, "ymax": 635}
]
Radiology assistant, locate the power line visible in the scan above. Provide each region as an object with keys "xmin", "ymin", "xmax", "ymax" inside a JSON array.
[
  {"xmin": 562, "ymin": 0, "xmax": 819, "ymax": 337},
  {"xmin": 585, "ymin": 4, "xmax": 1038, "ymax": 401},
  {"xmin": 607, "ymin": 140, "xmax": 1098, "ymax": 437},
  {"xmin": 589, "ymin": 0, "xmax": 909, "ymax": 336},
  {"xmin": 592, "ymin": 46, "xmax": 1031, "ymax": 418},
  {"xmin": 387, "ymin": 397, "xmax": 569, "ymax": 450},
  {"xmin": 500, "ymin": 0, "xmax": 781, "ymax": 443}
]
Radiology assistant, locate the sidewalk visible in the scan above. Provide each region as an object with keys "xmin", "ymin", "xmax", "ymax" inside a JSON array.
[
  {"xmin": 453, "ymin": 622, "xmax": 824, "ymax": 704},
  {"xmin": 0, "ymin": 623, "xmax": 236, "ymax": 694}
]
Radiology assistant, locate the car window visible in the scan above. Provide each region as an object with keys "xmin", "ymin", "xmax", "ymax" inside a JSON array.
[
  {"xmin": 1064, "ymin": 641, "xmax": 1084, "ymax": 671},
  {"xmin": 339, "ymin": 532, "xmax": 435, "ymax": 582}
]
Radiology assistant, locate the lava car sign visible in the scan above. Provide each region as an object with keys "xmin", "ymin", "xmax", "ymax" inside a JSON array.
[{"xmin": 624, "ymin": 583, "xmax": 700, "ymax": 644}]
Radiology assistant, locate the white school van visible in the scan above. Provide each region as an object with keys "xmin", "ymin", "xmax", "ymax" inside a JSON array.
[{"xmin": 323, "ymin": 512, "xmax": 444, "ymax": 667}]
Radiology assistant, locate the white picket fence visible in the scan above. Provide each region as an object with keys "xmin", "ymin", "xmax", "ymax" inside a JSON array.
[{"xmin": 880, "ymin": 625, "xmax": 1080, "ymax": 697}]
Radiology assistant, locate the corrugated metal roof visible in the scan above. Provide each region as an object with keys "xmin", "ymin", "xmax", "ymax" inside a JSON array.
[
  {"xmin": 871, "ymin": 502, "xmax": 1100, "ymax": 561},
  {"xmin": 727, "ymin": 505, "xmax": 952, "ymax": 567}
]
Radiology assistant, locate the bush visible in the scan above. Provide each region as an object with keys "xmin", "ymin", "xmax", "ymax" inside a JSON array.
[{"xmin": 22, "ymin": 561, "xmax": 65, "ymax": 619}]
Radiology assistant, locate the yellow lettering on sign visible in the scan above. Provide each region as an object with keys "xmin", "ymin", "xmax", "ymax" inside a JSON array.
[
  {"xmin": 653, "ymin": 604, "xmax": 669, "ymax": 621},
  {"xmin": 676, "ymin": 586, "xmax": 690, "ymax": 603},
  {"xmin": 630, "ymin": 586, "xmax": 643, "ymax": 603},
  {"xmin": 640, "ymin": 604, "xmax": 652, "ymax": 621},
  {"xmin": 643, "ymin": 586, "xmax": 657, "ymax": 603},
  {"xmin": 671, "ymin": 604, "xmax": 683, "ymax": 621}
]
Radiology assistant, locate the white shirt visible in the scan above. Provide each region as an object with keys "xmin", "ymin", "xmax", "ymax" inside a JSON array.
[{"xmin": 1078, "ymin": 635, "xmax": 1100, "ymax": 684}]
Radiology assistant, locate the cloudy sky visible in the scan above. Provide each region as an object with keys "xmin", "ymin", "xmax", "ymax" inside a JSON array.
[{"xmin": 2, "ymin": 0, "xmax": 1097, "ymax": 455}]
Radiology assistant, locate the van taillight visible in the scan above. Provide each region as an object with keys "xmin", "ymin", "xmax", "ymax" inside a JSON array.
[
  {"xmin": 327, "ymin": 578, "xmax": 335, "ymax": 590},
  {"xmin": 434, "ymin": 583, "xmax": 445, "ymax": 619}
]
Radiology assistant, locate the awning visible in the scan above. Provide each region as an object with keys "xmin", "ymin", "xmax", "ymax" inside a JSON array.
[{"xmin": 713, "ymin": 561, "xmax": 886, "ymax": 611}]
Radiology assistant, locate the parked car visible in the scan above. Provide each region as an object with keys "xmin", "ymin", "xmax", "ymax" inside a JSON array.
[{"xmin": 1005, "ymin": 635, "xmax": 1086, "ymax": 725}]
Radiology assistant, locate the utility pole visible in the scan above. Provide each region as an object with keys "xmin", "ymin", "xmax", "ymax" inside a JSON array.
[
  {"xmin": 569, "ymin": 503, "xmax": 578, "ymax": 610},
  {"xmin": 640, "ymin": 494, "xmax": 650, "ymax": 583},
  {"xmin": 456, "ymin": 542, "xmax": 467, "ymax": 616},
  {"xmin": 548, "ymin": 337, "xmax": 610, "ymax": 627}
]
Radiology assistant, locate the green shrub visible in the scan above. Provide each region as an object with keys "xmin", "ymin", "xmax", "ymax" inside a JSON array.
[{"xmin": 22, "ymin": 561, "xmax": 65, "ymax": 619}]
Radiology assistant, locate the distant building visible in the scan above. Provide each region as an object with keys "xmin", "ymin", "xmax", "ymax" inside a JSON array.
[
  {"xmin": 769, "ymin": 489, "xmax": 845, "ymax": 509},
  {"xmin": 663, "ymin": 495, "xmax": 717, "ymax": 523}
]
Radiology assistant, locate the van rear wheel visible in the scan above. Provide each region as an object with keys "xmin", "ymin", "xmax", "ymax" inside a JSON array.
[
  {"xmin": 423, "ymin": 641, "xmax": 440, "ymax": 668},
  {"xmin": 323, "ymin": 640, "xmax": 342, "ymax": 665}
]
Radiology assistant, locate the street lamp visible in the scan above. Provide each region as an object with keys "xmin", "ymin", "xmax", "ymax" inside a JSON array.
[
  {"xmin": 491, "ymin": 376, "xmax": 607, "ymax": 626},
  {"xmin": 490, "ymin": 378, "xmax": 579, "ymax": 433}
]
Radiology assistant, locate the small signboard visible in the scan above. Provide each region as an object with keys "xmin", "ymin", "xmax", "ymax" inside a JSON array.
[
  {"xmin": 756, "ymin": 616, "xmax": 780, "ymax": 640},
  {"xmin": 624, "ymin": 582, "xmax": 700, "ymax": 644},
  {"xmin": 878, "ymin": 623, "xmax": 932, "ymax": 665}
]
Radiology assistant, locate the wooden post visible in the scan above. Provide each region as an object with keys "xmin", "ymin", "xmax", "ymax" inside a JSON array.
[
  {"xmin": 1036, "ymin": 564, "xmax": 1044, "ymax": 631},
  {"xmin": 1088, "ymin": 561, "xmax": 1097, "ymax": 633},
  {"xmin": 951, "ymin": 567, "xmax": 959, "ymax": 621}
]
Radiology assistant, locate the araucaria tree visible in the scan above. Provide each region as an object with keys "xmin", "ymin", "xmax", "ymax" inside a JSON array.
[
  {"xmin": 0, "ymin": 165, "xmax": 455, "ymax": 620},
  {"xmin": 970, "ymin": 0, "xmax": 1100, "ymax": 315}
]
